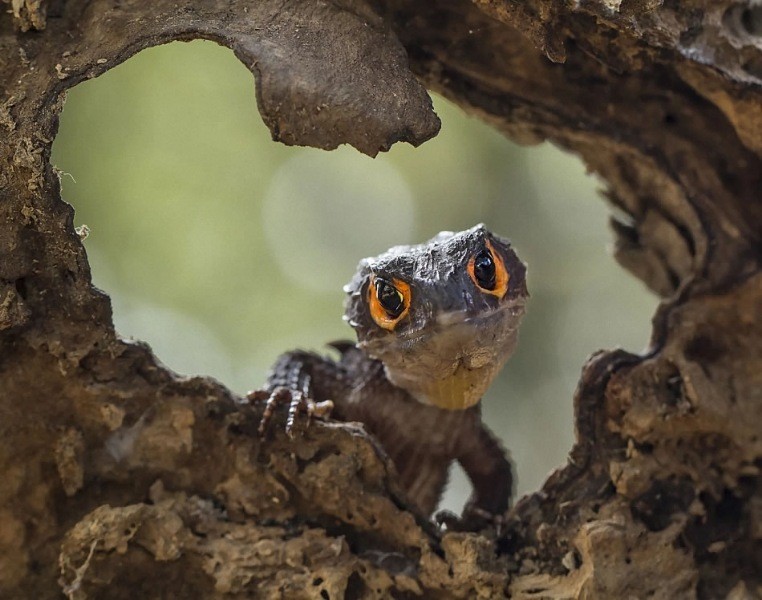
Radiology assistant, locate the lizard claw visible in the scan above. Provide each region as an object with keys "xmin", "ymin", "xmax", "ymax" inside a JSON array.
[{"xmin": 247, "ymin": 387, "xmax": 334, "ymax": 438}]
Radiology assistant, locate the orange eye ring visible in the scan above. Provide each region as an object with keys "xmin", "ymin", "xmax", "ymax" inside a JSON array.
[
  {"xmin": 368, "ymin": 275, "xmax": 411, "ymax": 331},
  {"xmin": 468, "ymin": 240, "xmax": 509, "ymax": 299}
]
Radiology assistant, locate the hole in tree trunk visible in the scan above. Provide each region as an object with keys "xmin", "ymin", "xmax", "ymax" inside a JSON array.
[{"xmin": 51, "ymin": 39, "xmax": 657, "ymax": 513}]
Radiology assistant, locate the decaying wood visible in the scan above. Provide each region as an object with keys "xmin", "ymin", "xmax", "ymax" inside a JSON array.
[{"xmin": 0, "ymin": 0, "xmax": 760, "ymax": 598}]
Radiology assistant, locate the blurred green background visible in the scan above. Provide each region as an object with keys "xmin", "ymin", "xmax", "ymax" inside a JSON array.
[{"xmin": 52, "ymin": 40, "xmax": 656, "ymax": 512}]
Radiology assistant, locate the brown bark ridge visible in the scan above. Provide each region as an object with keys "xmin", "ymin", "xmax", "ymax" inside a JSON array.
[{"xmin": 0, "ymin": 0, "xmax": 760, "ymax": 598}]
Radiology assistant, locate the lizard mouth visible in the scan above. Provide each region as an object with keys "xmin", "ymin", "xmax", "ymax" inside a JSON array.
[
  {"xmin": 361, "ymin": 297, "xmax": 527, "ymax": 410},
  {"xmin": 434, "ymin": 297, "xmax": 527, "ymax": 328},
  {"xmin": 371, "ymin": 296, "xmax": 526, "ymax": 344}
]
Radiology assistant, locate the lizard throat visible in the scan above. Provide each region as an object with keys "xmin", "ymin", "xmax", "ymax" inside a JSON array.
[
  {"xmin": 390, "ymin": 362, "xmax": 494, "ymax": 410},
  {"xmin": 363, "ymin": 299, "xmax": 526, "ymax": 411}
]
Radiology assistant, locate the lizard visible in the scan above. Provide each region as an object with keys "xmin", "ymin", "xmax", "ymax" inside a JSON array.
[{"xmin": 249, "ymin": 224, "xmax": 528, "ymax": 525}]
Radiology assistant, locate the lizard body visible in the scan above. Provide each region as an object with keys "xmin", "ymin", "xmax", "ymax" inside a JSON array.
[{"xmin": 252, "ymin": 224, "xmax": 528, "ymax": 522}]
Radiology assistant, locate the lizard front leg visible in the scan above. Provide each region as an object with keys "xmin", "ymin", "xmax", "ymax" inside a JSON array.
[
  {"xmin": 247, "ymin": 351, "xmax": 342, "ymax": 437},
  {"xmin": 438, "ymin": 409, "xmax": 514, "ymax": 530}
]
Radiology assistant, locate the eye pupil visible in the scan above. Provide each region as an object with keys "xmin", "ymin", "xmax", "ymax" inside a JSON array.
[
  {"xmin": 474, "ymin": 250, "xmax": 497, "ymax": 290},
  {"xmin": 375, "ymin": 278, "xmax": 405, "ymax": 317}
]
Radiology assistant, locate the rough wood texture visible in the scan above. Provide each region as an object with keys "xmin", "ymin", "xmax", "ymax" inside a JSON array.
[{"xmin": 1, "ymin": 0, "xmax": 760, "ymax": 598}]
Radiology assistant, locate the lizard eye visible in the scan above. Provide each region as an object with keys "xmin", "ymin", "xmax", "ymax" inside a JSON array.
[
  {"xmin": 368, "ymin": 276, "xmax": 411, "ymax": 330},
  {"xmin": 472, "ymin": 250, "xmax": 496, "ymax": 289},
  {"xmin": 468, "ymin": 240, "xmax": 509, "ymax": 298}
]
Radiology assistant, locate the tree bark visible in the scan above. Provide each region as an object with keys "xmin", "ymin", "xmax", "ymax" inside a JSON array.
[{"xmin": 0, "ymin": 0, "xmax": 760, "ymax": 598}]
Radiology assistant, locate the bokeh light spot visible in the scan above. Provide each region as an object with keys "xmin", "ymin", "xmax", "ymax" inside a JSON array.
[{"xmin": 262, "ymin": 149, "xmax": 416, "ymax": 293}]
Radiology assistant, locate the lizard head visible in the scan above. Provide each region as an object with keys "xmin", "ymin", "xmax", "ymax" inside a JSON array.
[{"xmin": 344, "ymin": 224, "xmax": 528, "ymax": 410}]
